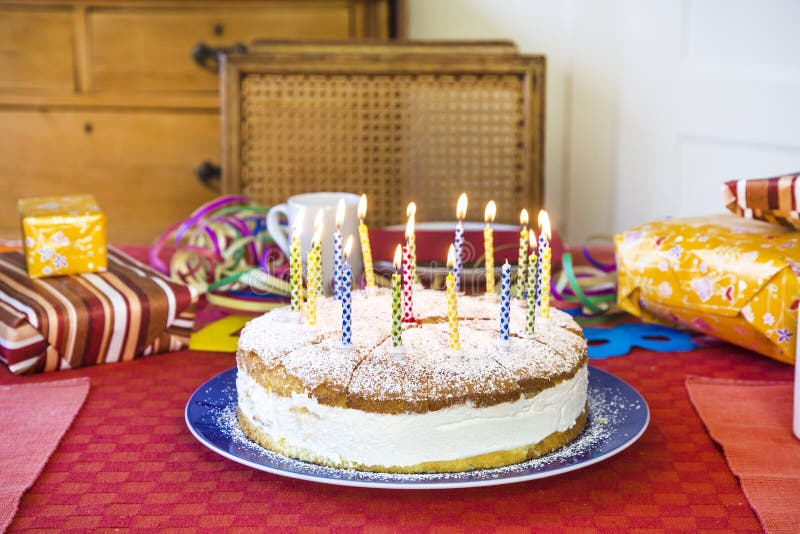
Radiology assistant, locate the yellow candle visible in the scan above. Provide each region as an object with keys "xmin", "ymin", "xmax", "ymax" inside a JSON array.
[
  {"xmin": 305, "ymin": 211, "xmax": 323, "ymax": 324},
  {"xmin": 484, "ymin": 200, "xmax": 496, "ymax": 294},
  {"xmin": 406, "ymin": 202, "xmax": 419, "ymax": 285},
  {"xmin": 306, "ymin": 222, "xmax": 322, "ymax": 326},
  {"xmin": 446, "ymin": 244, "xmax": 460, "ymax": 350},
  {"xmin": 515, "ymin": 209, "xmax": 529, "ymax": 299},
  {"xmin": 537, "ymin": 210, "xmax": 552, "ymax": 320},
  {"xmin": 357, "ymin": 194, "xmax": 376, "ymax": 292},
  {"xmin": 289, "ymin": 208, "xmax": 305, "ymax": 313}
]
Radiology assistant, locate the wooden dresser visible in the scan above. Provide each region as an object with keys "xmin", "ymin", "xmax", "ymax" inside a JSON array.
[{"xmin": 0, "ymin": 0, "xmax": 395, "ymax": 243}]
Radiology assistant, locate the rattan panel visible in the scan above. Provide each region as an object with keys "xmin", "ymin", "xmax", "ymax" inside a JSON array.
[{"xmin": 239, "ymin": 72, "xmax": 528, "ymax": 226}]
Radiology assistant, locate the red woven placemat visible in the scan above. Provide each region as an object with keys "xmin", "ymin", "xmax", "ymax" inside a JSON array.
[
  {"xmin": 1, "ymin": 344, "xmax": 790, "ymax": 531},
  {"xmin": 0, "ymin": 378, "xmax": 90, "ymax": 531},
  {"xmin": 687, "ymin": 377, "xmax": 800, "ymax": 533}
]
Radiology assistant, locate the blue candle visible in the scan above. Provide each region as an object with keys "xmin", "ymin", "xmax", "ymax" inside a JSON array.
[
  {"xmin": 341, "ymin": 263, "xmax": 352, "ymax": 345},
  {"xmin": 499, "ymin": 260, "xmax": 511, "ymax": 349},
  {"xmin": 341, "ymin": 237, "xmax": 353, "ymax": 346},
  {"xmin": 453, "ymin": 193, "xmax": 467, "ymax": 292},
  {"xmin": 333, "ymin": 230, "xmax": 343, "ymax": 300},
  {"xmin": 333, "ymin": 198, "xmax": 345, "ymax": 300}
]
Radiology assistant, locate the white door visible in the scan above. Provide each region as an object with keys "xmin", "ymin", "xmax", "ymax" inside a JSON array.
[{"xmin": 614, "ymin": 0, "xmax": 800, "ymax": 232}]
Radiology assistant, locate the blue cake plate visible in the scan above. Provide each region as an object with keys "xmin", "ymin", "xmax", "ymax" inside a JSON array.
[{"xmin": 186, "ymin": 366, "xmax": 649, "ymax": 489}]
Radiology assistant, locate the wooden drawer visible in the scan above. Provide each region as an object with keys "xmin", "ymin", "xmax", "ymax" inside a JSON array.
[
  {"xmin": 0, "ymin": 7, "xmax": 74, "ymax": 90},
  {"xmin": 0, "ymin": 110, "xmax": 218, "ymax": 244},
  {"xmin": 89, "ymin": 2, "xmax": 367, "ymax": 92}
]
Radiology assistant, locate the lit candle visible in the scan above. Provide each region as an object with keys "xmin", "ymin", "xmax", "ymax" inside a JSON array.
[
  {"xmin": 333, "ymin": 198, "xmax": 345, "ymax": 300},
  {"xmin": 306, "ymin": 212, "xmax": 323, "ymax": 327},
  {"xmin": 446, "ymin": 244, "xmax": 460, "ymax": 351},
  {"xmin": 515, "ymin": 209, "xmax": 529, "ymax": 300},
  {"xmin": 484, "ymin": 200, "xmax": 497, "ymax": 294},
  {"xmin": 289, "ymin": 208, "xmax": 305, "ymax": 314},
  {"xmin": 525, "ymin": 230, "xmax": 538, "ymax": 337},
  {"xmin": 406, "ymin": 202, "xmax": 419, "ymax": 286},
  {"xmin": 341, "ymin": 236, "xmax": 354, "ymax": 346},
  {"xmin": 454, "ymin": 193, "xmax": 467, "ymax": 293},
  {"xmin": 402, "ymin": 216, "xmax": 415, "ymax": 322},
  {"xmin": 391, "ymin": 244, "xmax": 403, "ymax": 350},
  {"xmin": 536, "ymin": 210, "xmax": 552, "ymax": 320},
  {"xmin": 357, "ymin": 194, "xmax": 377, "ymax": 293},
  {"xmin": 499, "ymin": 259, "xmax": 511, "ymax": 350}
]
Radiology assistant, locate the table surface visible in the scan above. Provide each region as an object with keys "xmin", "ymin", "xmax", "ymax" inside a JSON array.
[{"xmin": 2, "ymin": 339, "xmax": 791, "ymax": 532}]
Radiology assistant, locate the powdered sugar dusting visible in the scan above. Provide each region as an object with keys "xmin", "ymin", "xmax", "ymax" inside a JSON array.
[{"xmin": 237, "ymin": 291, "xmax": 588, "ymax": 407}]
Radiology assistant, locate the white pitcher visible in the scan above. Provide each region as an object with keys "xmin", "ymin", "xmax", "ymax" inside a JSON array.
[{"xmin": 266, "ymin": 192, "xmax": 363, "ymax": 294}]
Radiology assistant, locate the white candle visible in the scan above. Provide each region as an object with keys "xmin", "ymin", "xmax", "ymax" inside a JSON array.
[
  {"xmin": 453, "ymin": 193, "xmax": 467, "ymax": 293},
  {"xmin": 333, "ymin": 198, "xmax": 345, "ymax": 300}
]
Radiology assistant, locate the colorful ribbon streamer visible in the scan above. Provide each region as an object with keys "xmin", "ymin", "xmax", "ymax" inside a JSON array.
[
  {"xmin": 551, "ymin": 245, "xmax": 621, "ymax": 323},
  {"xmin": 149, "ymin": 196, "xmax": 290, "ymax": 312}
]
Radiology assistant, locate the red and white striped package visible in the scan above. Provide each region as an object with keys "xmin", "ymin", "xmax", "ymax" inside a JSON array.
[
  {"xmin": 723, "ymin": 171, "xmax": 800, "ymax": 230},
  {"xmin": 0, "ymin": 247, "xmax": 196, "ymax": 375}
]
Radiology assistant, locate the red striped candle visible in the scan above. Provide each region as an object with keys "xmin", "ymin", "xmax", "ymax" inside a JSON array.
[{"xmin": 401, "ymin": 243, "xmax": 415, "ymax": 323}]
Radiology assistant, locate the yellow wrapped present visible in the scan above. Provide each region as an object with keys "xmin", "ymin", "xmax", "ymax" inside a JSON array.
[
  {"xmin": 18, "ymin": 195, "xmax": 107, "ymax": 278},
  {"xmin": 616, "ymin": 214, "xmax": 799, "ymax": 364}
]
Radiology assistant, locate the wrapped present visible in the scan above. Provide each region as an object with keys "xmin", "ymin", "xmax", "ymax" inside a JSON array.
[
  {"xmin": 18, "ymin": 195, "xmax": 107, "ymax": 278},
  {"xmin": 723, "ymin": 171, "xmax": 800, "ymax": 230},
  {"xmin": 616, "ymin": 215, "xmax": 799, "ymax": 364},
  {"xmin": 0, "ymin": 247, "xmax": 197, "ymax": 375}
]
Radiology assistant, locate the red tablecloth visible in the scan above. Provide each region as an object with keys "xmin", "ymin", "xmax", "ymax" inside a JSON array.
[{"xmin": 2, "ymin": 342, "xmax": 790, "ymax": 531}]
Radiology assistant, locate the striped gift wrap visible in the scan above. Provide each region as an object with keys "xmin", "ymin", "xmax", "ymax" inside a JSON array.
[{"xmin": 0, "ymin": 247, "xmax": 196, "ymax": 375}]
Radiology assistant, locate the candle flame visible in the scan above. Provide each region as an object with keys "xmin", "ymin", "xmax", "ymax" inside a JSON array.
[
  {"xmin": 447, "ymin": 243, "xmax": 455, "ymax": 268},
  {"xmin": 456, "ymin": 193, "xmax": 468, "ymax": 220},
  {"xmin": 293, "ymin": 207, "xmax": 305, "ymax": 235},
  {"xmin": 335, "ymin": 198, "xmax": 346, "ymax": 229},
  {"xmin": 520, "ymin": 208, "xmax": 529, "ymax": 226},
  {"xmin": 484, "ymin": 200, "xmax": 496, "ymax": 223},
  {"xmin": 313, "ymin": 209, "xmax": 324, "ymax": 232},
  {"xmin": 406, "ymin": 202, "xmax": 416, "ymax": 218},
  {"xmin": 393, "ymin": 244, "xmax": 402, "ymax": 270},
  {"xmin": 358, "ymin": 194, "xmax": 367, "ymax": 220},
  {"xmin": 405, "ymin": 213, "xmax": 415, "ymax": 239},
  {"xmin": 344, "ymin": 235, "xmax": 354, "ymax": 259},
  {"xmin": 312, "ymin": 211, "xmax": 323, "ymax": 244},
  {"xmin": 538, "ymin": 210, "xmax": 551, "ymax": 240}
]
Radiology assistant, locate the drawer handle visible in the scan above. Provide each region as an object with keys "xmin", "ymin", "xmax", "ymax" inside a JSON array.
[
  {"xmin": 196, "ymin": 161, "xmax": 221, "ymax": 192},
  {"xmin": 191, "ymin": 42, "xmax": 247, "ymax": 71}
]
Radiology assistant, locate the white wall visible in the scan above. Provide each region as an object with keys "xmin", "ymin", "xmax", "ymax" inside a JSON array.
[{"xmin": 408, "ymin": 0, "xmax": 800, "ymax": 244}]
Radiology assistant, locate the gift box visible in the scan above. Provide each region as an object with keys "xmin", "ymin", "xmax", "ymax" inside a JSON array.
[
  {"xmin": 723, "ymin": 171, "xmax": 800, "ymax": 230},
  {"xmin": 0, "ymin": 247, "xmax": 197, "ymax": 375},
  {"xmin": 18, "ymin": 195, "xmax": 107, "ymax": 278},
  {"xmin": 616, "ymin": 215, "xmax": 799, "ymax": 364}
]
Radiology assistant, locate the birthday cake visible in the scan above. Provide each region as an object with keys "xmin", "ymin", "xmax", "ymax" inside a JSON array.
[{"xmin": 235, "ymin": 290, "xmax": 588, "ymax": 473}]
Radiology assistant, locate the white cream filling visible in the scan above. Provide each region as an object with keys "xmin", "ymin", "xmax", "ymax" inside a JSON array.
[{"xmin": 237, "ymin": 364, "xmax": 588, "ymax": 468}]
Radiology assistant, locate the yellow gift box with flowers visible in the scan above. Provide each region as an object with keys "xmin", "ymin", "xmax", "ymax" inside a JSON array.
[
  {"xmin": 18, "ymin": 195, "xmax": 107, "ymax": 278},
  {"xmin": 615, "ymin": 214, "xmax": 799, "ymax": 364}
]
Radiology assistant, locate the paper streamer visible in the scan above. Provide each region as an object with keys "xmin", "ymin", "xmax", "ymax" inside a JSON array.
[
  {"xmin": 551, "ymin": 249, "xmax": 620, "ymax": 323},
  {"xmin": 149, "ymin": 196, "xmax": 289, "ymax": 312}
]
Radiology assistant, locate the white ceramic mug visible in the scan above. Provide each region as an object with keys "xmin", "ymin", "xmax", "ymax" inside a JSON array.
[{"xmin": 266, "ymin": 192, "xmax": 363, "ymax": 294}]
